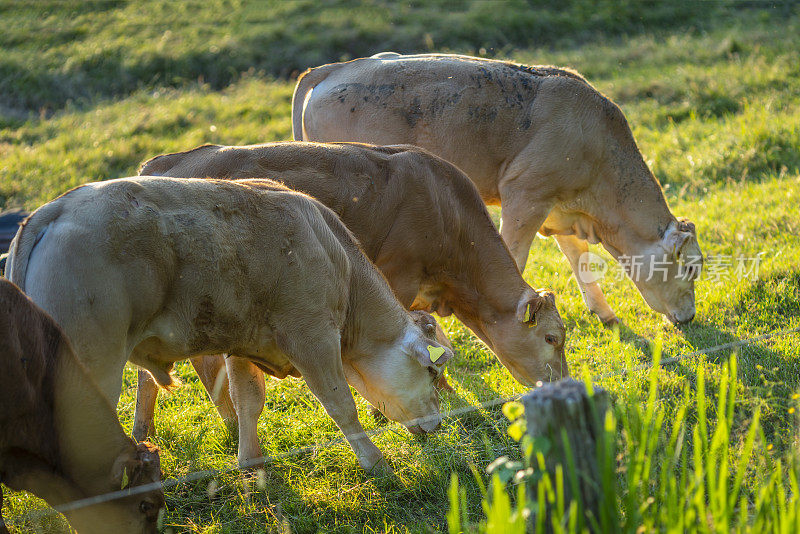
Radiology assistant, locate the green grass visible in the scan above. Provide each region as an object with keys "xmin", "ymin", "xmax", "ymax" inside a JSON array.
[
  {"xmin": 0, "ymin": 0, "xmax": 775, "ymax": 116},
  {"xmin": 2, "ymin": 1, "xmax": 800, "ymax": 533},
  {"xmin": 452, "ymin": 353, "xmax": 800, "ymax": 533}
]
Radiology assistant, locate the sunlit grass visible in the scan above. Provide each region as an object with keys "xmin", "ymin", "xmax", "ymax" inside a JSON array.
[{"xmin": 2, "ymin": 2, "xmax": 800, "ymax": 533}]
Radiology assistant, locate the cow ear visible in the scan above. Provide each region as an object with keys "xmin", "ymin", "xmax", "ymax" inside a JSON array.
[
  {"xmin": 665, "ymin": 228, "xmax": 691, "ymax": 258},
  {"xmin": 665, "ymin": 218, "xmax": 699, "ymax": 258},
  {"xmin": 112, "ymin": 442, "xmax": 162, "ymax": 490},
  {"xmin": 517, "ymin": 293, "xmax": 545, "ymax": 326},
  {"xmin": 111, "ymin": 451, "xmax": 141, "ymax": 490}
]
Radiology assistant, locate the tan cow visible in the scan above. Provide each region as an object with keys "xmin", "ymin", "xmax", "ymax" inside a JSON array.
[
  {"xmin": 0, "ymin": 279, "xmax": 163, "ymax": 534},
  {"xmin": 134, "ymin": 141, "xmax": 567, "ymax": 445},
  {"xmin": 292, "ymin": 53, "xmax": 703, "ymax": 325},
  {"xmin": 6, "ymin": 177, "xmax": 452, "ymax": 472}
]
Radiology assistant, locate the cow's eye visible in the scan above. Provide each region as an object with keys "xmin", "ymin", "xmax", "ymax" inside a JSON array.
[{"xmin": 424, "ymin": 323, "xmax": 436, "ymax": 335}]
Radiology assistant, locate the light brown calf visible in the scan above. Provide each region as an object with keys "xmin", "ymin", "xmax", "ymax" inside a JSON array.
[
  {"xmin": 293, "ymin": 53, "xmax": 703, "ymax": 325},
  {"xmin": 0, "ymin": 279, "xmax": 163, "ymax": 534},
  {"xmin": 134, "ymin": 141, "xmax": 566, "ymax": 447},
  {"xmin": 6, "ymin": 177, "xmax": 452, "ymax": 472}
]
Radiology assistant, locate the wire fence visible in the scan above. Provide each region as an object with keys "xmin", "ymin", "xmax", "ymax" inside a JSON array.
[{"xmin": 4, "ymin": 324, "xmax": 800, "ymax": 530}]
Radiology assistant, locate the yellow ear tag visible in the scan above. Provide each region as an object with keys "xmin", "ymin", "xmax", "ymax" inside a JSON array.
[
  {"xmin": 524, "ymin": 304, "xmax": 537, "ymax": 327},
  {"xmin": 427, "ymin": 345, "xmax": 446, "ymax": 364},
  {"xmin": 121, "ymin": 466, "xmax": 129, "ymax": 489}
]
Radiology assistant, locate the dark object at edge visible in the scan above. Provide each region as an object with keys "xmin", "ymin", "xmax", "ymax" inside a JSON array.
[
  {"xmin": 0, "ymin": 210, "xmax": 28, "ymax": 276},
  {"xmin": 0, "ymin": 210, "xmax": 27, "ymax": 253}
]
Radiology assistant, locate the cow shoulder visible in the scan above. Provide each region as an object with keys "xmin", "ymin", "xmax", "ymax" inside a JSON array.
[{"xmin": 271, "ymin": 190, "xmax": 354, "ymax": 328}]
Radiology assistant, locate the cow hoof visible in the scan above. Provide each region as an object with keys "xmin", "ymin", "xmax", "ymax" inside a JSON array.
[
  {"xmin": 237, "ymin": 456, "xmax": 267, "ymax": 472},
  {"xmin": 366, "ymin": 458, "xmax": 394, "ymax": 478},
  {"xmin": 601, "ymin": 317, "xmax": 620, "ymax": 329}
]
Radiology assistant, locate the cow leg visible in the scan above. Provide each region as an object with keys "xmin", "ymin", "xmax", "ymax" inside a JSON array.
[
  {"xmin": 554, "ymin": 234, "xmax": 618, "ymax": 326},
  {"xmin": 288, "ymin": 336, "xmax": 387, "ymax": 474},
  {"xmin": 498, "ymin": 194, "xmax": 553, "ymax": 272},
  {"xmin": 226, "ymin": 356, "xmax": 266, "ymax": 467},
  {"xmin": 132, "ymin": 370, "xmax": 159, "ymax": 441},
  {"xmin": 190, "ymin": 355, "xmax": 238, "ymax": 433}
]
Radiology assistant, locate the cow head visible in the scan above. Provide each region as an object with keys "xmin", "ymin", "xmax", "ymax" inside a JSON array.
[
  {"xmin": 486, "ymin": 289, "xmax": 568, "ymax": 386},
  {"xmin": 101, "ymin": 441, "xmax": 165, "ymax": 534},
  {"xmin": 343, "ymin": 310, "xmax": 453, "ymax": 435},
  {"xmin": 59, "ymin": 441, "xmax": 164, "ymax": 534},
  {"xmin": 624, "ymin": 218, "xmax": 703, "ymax": 324}
]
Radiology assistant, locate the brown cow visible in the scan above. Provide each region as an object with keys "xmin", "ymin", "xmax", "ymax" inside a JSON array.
[
  {"xmin": 6, "ymin": 177, "xmax": 452, "ymax": 472},
  {"xmin": 134, "ymin": 141, "xmax": 566, "ymax": 451},
  {"xmin": 292, "ymin": 53, "xmax": 703, "ymax": 325},
  {"xmin": 0, "ymin": 279, "xmax": 163, "ymax": 534}
]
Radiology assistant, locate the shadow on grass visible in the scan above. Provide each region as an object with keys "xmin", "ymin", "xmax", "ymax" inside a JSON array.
[
  {"xmin": 372, "ymin": 406, "xmax": 515, "ymax": 533},
  {"xmin": 613, "ymin": 317, "xmax": 795, "ymax": 395},
  {"xmin": 162, "ymin": 462, "xmax": 317, "ymax": 533},
  {"xmin": 610, "ymin": 268, "xmax": 800, "ymax": 387},
  {"xmin": 325, "ymin": 369, "xmax": 516, "ymax": 532},
  {"xmin": 4, "ymin": 1, "xmax": 790, "ymax": 115},
  {"xmin": 612, "ymin": 271, "xmax": 800, "ymax": 443},
  {"xmin": 677, "ymin": 271, "xmax": 800, "ymax": 384}
]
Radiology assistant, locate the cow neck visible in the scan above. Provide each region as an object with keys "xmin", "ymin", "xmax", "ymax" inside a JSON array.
[
  {"xmin": 578, "ymin": 126, "xmax": 675, "ymax": 260},
  {"xmin": 341, "ymin": 248, "xmax": 408, "ymax": 359},
  {"xmin": 432, "ymin": 197, "xmax": 529, "ymax": 342},
  {"xmin": 18, "ymin": 469, "xmax": 123, "ymax": 534},
  {"xmin": 11, "ymin": 468, "xmax": 85, "ymax": 509},
  {"xmin": 52, "ymin": 343, "xmax": 135, "ymax": 497}
]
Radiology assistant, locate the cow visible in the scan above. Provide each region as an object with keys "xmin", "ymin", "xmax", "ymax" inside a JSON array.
[
  {"xmin": 0, "ymin": 279, "xmax": 164, "ymax": 534},
  {"xmin": 5, "ymin": 177, "xmax": 453, "ymax": 472},
  {"xmin": 134, "ymin": 141, "xmax": 568, "ymax": 444},
  {"xmin": 291, "ymin": 53, "xmax": 704, "ymax": 326}
]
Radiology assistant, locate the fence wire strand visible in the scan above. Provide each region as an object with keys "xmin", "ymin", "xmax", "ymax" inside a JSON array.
[{"xmin": 4, "ymin": 324, "xmax": 800, "ymax": 528}]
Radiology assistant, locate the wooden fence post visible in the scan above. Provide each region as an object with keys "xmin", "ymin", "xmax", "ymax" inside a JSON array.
[{"xmin": 522, "ymin": 378, "xmax": 609, "ymax": 531}]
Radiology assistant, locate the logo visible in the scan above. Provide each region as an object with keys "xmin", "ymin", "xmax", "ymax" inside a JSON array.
[{"xmin": 577, "ymin": 252, "xmax": 608, "ymax": 284}]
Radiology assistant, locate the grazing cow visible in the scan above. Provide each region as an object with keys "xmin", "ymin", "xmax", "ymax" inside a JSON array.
[
  {"xmin": 135, "ymin": 141, "xmax": 568, "ymax": 444},
  {"xmin": 6, "ymin": 177, "xmax": 452, "ymax": 471},
  {"xmin": 0, "ymin": 279, "xmax": 163, "ymax": 534},
  {"xmin": 292, "ymin": 53, "xmax": 704, "ymax": 325}
]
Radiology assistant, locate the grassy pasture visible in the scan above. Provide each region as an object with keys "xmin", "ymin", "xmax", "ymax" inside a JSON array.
[{"xmin": 1, "ymin": 1, "xmax": 800, "ymax": 532}]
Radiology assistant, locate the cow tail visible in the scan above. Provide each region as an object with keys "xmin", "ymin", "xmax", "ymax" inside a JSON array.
[
  {"xmin": 6, "ymin": 196, "xmax": 67, "ymax": 291},
  {"xmin": 291, "ymin": 63, "xmax": 342, "ymax": 141}
]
